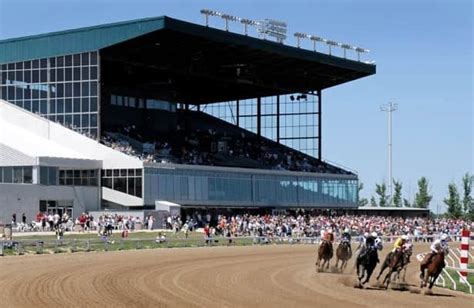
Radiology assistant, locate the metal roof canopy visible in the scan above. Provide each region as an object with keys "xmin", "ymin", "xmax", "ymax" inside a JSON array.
[{"xmin": 0, "ymin": 16, "xmax": 376, "ymax": 104}]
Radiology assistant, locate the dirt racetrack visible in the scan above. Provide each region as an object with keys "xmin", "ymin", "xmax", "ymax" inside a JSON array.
[{"xmin": 0, "ymin": 242, "xmax": 471, "ymax": 308}]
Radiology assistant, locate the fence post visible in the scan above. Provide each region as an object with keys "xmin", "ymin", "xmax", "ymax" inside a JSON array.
[
  {"xmin": 17, "ymin": 242, "xmax": 24, "ymax": 255},
  {"xmin": 460, "ymin": 229, "xmax": 470, "ymax": 283},
  {"xmin": 86, "ymin": 240, "xmax": 90, "ymax": 252},
  {"xmin": 36, "ymin": 241, "xmax": 43, "ymax": 254},
  {"xmin": 0, "ymin": 241, "xmax": 4, "ymax": 256},
  {"xmin": 72, "ymin": 239, "xmax": 77, "ymax": 252}
]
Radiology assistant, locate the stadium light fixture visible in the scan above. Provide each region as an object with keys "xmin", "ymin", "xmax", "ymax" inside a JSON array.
[
  {"xmin": 221, "ymin": 14, "xmax": 241, "ymax": 31},
  {"xmin": 340, "ymin": 44, "xmax": 353, "ymax": 59},
  {"xmin": 259, "ymin": 19, "xmax": 288, "ymax": 43},
  {"xmin": 200, "ymin": 9, "xmax": 222, "ymax": 27},
  {"xmin": 309, "ymin": 35, "xmax": 325, "ymax": 52},
  {"xmin": 294, "ymin": 32, "xmax": 309, "ymax": 48},
  {"xmin": 325, "ymin": 40, "xmax": 339, "ymax": 56},
  {"xmin": 241, "ymin": 18, "xmax": 260, "ymax": 36},
  {"xmin": 352, "ymin": 46, "xmax": 370, "ymax": 61}
]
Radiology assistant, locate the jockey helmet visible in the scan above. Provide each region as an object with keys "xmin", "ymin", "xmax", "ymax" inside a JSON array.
[
  {"xmin": 344, "ymin": 228, "xmax": 350, "ymax": 233},
  {"xmin": 364, "ymin": 232, "xmax": 369, "ymax": 237},
  {"xmin": 401, "ymin": 235, "xmax": 408, "ymax": 240},
  {"xmin": 440, "ymin": 234, "xmax": 448, "ymax": 241},
  {"xmin": 371, "ymin": 232, "xmax": 378, "ymax": 238}
]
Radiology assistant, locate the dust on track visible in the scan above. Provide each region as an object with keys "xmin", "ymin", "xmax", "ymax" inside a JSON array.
[{"xmin": 0, "ymin": 243, "xmax": 471, "ymax": 308}]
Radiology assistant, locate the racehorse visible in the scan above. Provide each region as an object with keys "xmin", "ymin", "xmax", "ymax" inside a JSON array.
[
  {"xmin": 420, "ymin": 251, "xmax": 445, "ymax": 290},
  {"xmin": 356, "ymin": 246, "xmax": 379, "ymax": 286},
  {"xmin": 399, "ymin": 246, "xmax": 412, "ymax": 282},
  {"xmin": 376, "ymin": 250, "xmax": 405, "ymax": 288},
  {"xmin": 335, "ymin": 241, "xmax": 352, "ymax": 271},
  {"xmin": 316, "ymin": 240, "xmax": 333, "ymax": 270}
]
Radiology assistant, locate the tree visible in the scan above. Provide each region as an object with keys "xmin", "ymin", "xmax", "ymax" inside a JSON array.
[
  {"xmin": 370, "ymin": 196, "xmax": 378, "ymax": 207},
  {"xmin": 393, "ymin": 180, "xmax": 402, "ymax": 207},
  {"xmin": 403, "ymin": 198, "xmax": 411, "ymax": 208},
  {"xmin": 444, "ymin": 183, "xmax": 462, "ymax": 218},
  {"xmin": 414, "ymin": 177, "xmax": 432, "ymax": 208},
  {"xmin": 461, "ymin": 173, "xmax": 473, "ymax": 216},
  {"xmin": 357, "ymin": 182, "xmax": 368, "ymax": 207},
  {"xmin": 375, "ymin": 182, "xmax": 388, "ymax": 207}
]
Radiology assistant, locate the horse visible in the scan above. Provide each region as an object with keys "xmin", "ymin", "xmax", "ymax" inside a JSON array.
[
  {"xmin": 356, "ymin": 246, "xmax": 379, "ymax": 286},
  {"xmin": 399, "ymin": 246, "xmax": 412, "ymax": 282},
  {"xmin": 376, "ymin": 249, "xmax": 405, "ymax": 288},
  {"xmin": 420, "ymin": 251, "xmax": 445, "ymax": 290},
  {"xmin": 316, "ymin": 240, "xmax": 333, "ymax": 270},
  {"xmin": 335, "ymin": 240, "xmax": 352, "ymax": 271}
]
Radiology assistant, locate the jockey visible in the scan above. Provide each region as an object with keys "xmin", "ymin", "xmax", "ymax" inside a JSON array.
[
  {"xmin": 323, "ymin": 228, "xmax": 335, "ymax": 254},
  {"xmin": 421, "ymin": 234, "xmax": 449, "ymax": 268},
  {"xmin": 372, "ymin": 232, "xmax": 383, "ymax": 251},
  {"xmin": 341, "ymin": 228, "xmax": 351, "ymax": 242},
  {"xmin": 392, "ymin": 234, "xmax": 409, "ymax": 253},
  {"xmin": 341, "ymin": 228, "xmax": 352, "ymax": 254}
]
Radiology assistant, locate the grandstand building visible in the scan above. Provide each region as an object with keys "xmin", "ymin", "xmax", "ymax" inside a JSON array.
[{"xmin": 0, "ymin": 16, "xmax": 375, "ymax": 220}]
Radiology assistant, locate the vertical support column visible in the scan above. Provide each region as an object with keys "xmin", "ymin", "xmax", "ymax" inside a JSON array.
[
  {"xmin": 317, "ymin": 90, "xmax": 322, "ymax": 160},
  {"xmin": 257, "ymin": 97, "xmax": 261, "ymax": 136},
  {"xmin": 196, "ymin": 104, "xmax": 200, "ymax": 112},
  {"xmin": 276, "ymin": 95, "xmax": 280, "ymax": 143},
  {"xmin": 236, "ymin": 100, "xmax": 240, "ymax": 127},
  {"xmin": 97, "ymin": 50, "xmax": 102, "ymax": 141}
]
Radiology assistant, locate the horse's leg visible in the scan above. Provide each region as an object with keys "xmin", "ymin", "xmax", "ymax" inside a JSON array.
[
  {"xmin": 326, "ymin": 258, "xmax": 330, "ymax": 269},
  {"xmin": 335, "ymin": 257, "xmax": 339, "ymax": 269},
  {"xmin": 429, "ymin": 271, "xmax": 440, "ymax": 289},
  {"xmin": 376, "ymin": 262, "xmax": 386, "ymax": 280},
  {"xmin": 402, "ymin": 265, "xmax": 407, "ymax": 282}
]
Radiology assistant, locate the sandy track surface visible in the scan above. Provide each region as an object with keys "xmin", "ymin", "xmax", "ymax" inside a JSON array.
[{"xmin": 0, "ymin": 243, "xmax": 471, "ymax": 308}]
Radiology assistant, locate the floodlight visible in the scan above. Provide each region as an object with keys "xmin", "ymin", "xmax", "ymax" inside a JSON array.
[
  {"xmin": 200, "ymin": 9, "xmax": 223, "ymax": 26},
  {"xmin": 340, "ymin": 43, "xmax": 353, "ymax": 58},
  {"xmin": 240, "ymin": 18, "xmax": 259, "ymax": 35},
  {"xmin": 352, "ymin": 46, "xmax": 370, "ymax": 61},
  {"xmin": 259, "ymin": 18, "xmax": 288, "ymax": 43},
  {"xmin": 325, "ymin": 40, "xmax": 339, "ymax": 55},
  {"xmin": 294, "ymin": 32, "xmax": 308, "ymax": 48},
  {"xmin": 221, "ymin": 14, "xmax": 241, "ymax": 31}
]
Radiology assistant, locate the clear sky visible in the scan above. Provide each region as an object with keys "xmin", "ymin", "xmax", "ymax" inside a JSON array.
[{"xmin": 0, "ymin": 0, "xmax": 472, "ymax": 212}]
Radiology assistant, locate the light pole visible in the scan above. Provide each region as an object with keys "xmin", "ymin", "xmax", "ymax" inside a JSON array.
[{"xmin": 380, "ymin": 102, "xmax": 397, "ymax": 206}]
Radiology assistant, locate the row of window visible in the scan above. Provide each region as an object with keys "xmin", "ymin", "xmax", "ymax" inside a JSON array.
[
  {"xmin": 1, "ymin": 66, "xmax": 98, "ymax": 85},
  {"xmin": 1, "ymin": 52, "xmax": 98, "ymax": 71},
  {"xmin": 59, "ymin": 169, "xmax": 98, "ymax": 186},
  {"xmin": 102, "ymin": 169, "xmax": 143, "ymax": 197},
  {"xmin": 110, "ymin": 95, "xmax": 177, "ymax": 112},
  {"xmin": 1, "ymin": 81, "xmax": 98, "ymax": 101},
  {"xmin": 0, "ymin": 166, "xmax": 33, "ymax": 184}
]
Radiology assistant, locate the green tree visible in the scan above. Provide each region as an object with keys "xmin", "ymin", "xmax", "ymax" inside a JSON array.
[
  {"xmin": 393, "ymin": 180, "xmax": 403, "ymax": 207},
  {"xmin": 375, "ymin": 182, "xmax": 388, "ymax": 207},
  {"xmin": 461, "ymin": 173, "xmax": 473, "ymax": 217},
  {"xmin": 358, "ymin": 182, "xmax": 368, "ymax": 207},
  {"xmin": 414, "ymin": 177, "xmax": 432, "ymax": 208},
  {"xmin": 444, "ymin": 183, "xmax": 462, "ymax": 218},
  {"xmin": 370, "ymin": 196, "xmax": 378, "ymax": 207}
]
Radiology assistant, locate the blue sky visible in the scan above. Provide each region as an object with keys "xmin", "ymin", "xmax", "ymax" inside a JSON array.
[{"xmin": 0, "ymin": 0, "xmax": 472, "ymax": 212}]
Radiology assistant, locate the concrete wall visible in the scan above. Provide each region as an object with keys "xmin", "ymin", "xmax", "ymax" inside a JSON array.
[{"xmin": 0, "ymin": 184, "xmax": 99, "ymax": 223}]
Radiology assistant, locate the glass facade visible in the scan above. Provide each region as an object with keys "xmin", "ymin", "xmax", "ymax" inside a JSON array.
[
  {"xmin": 202, "ymin": 93, "xmax": 319, "ymax": 158},
  {"xmin": 0, "ymin": 52, "xmax": 99, "ymax": 137},
  {"xmin": 144, "ymin": 167, "xmax": 357, "ymax": 208},
  {"xmin": 0, "ymin": 166, "xmax": 33, "ymax": 184},
  {"xmin": 101, "ymin": 169, "xmax": 143, "ymax": 198},
  {"xmin": 59, "ymin": 169, "xmax": 98, "ymax": 186}
]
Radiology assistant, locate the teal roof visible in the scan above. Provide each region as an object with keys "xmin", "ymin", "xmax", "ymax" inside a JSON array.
[{"xmin": 0, "ymin": 16, "xmax": 166, "ymax": 64}]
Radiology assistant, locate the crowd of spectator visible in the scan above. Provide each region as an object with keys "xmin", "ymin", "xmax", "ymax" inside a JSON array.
[
  {"xmin": 184, "ymin": 212, "xmax": 473, "ymax": 242},
  {"xmin": 101, "ymin": 122, "xmax": 351, "ymax": 175}
]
